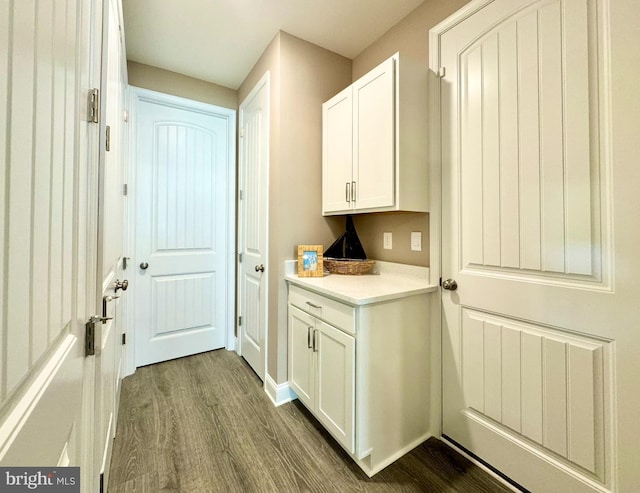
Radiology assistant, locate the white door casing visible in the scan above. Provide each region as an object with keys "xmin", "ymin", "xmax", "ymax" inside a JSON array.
[
  {"xmin": 0, "ymin": 0, "xmax": 102, "ymax": 487},
  {"xmin": 238, "ymin": 72, "xmax": 270, "ymax": 381},
  {"xmin": 95, "ymin": 0, "xmax": 127, "ymax": 490},
  {"xmin": 432, "ymin": 0, "xmax": 640, "ymax": 491},
  {"xmin": 131, "ymin": 88, "xmax": 236, "ymax": 368}
]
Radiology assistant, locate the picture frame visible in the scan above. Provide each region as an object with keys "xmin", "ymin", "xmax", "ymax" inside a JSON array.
[{"xmin": 297, "ymin": 245, "xmax": 324, "ymax": 277}]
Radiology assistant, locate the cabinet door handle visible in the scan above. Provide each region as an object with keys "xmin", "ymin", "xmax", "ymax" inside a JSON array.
[
  {"xmin": 306, "ymin": 301, "xmax": 321, "ymax": 309},
  {"xmin": 312, "ymin": 329, "xmax": 318, "ymax": 352},
  {"xmin": 351, "ymin": 181, "xmax": 356, "ymax": 202},
  {"xmin": 345, "ymin": 182, "xmax": 351, "ymax": 203},
  {"xmin": 307, "ymin": 326, "xmax": 313, "ymax": 349}
]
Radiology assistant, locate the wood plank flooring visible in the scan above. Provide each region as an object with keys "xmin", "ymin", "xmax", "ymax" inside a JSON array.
[{"xmin": 108, "ymin": 350, "xmax": 512, "ymax": 493}]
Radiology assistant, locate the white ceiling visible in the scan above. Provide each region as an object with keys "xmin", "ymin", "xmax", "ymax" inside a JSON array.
[{"xmin": 122, "ymin": 0, "xmax": 425, "ymax": 90}]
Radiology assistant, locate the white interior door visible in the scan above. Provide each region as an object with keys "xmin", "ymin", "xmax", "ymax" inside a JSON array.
[
  {"xmin": 435, "ymin": 0, "xmax": 640, "ymax": 491},
  {"xmin": 95, "ymin": 0, "xmax": 127, "ymax": 490},
  {"xmin": 238, "ymin": 73, "xmax": 270, "ymax": 381},
  {"xmin": 0, "ymin": 0, "xmax": 100, "ymax": 482},
  {"xmin": 133, "ymin": 88, "xmax": 235, "ymax": 368}
]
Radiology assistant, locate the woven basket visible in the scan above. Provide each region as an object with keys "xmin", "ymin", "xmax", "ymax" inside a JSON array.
[{"xmin": 324, "ymin": 258, "xmax": 375, "ymax": 275}]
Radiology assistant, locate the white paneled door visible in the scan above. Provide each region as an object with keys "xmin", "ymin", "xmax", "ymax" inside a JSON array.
[
  {"xmin": 0, "ymin": 0, "xmax": 102, "ymax": 485},
  {"xmin": 95, "ymin": 0, "xmax": 127, "ymax": 491},
  {"xmin": 238, "ymin": 73, "xmax": 269, "ymax": 380},
  {"xmin": 132, "ymin": 89, "xmax": 235, "ymax": 367},
  {"xmin": 433, "ymin": 0, "xmax": 639, "ymax": 491}
]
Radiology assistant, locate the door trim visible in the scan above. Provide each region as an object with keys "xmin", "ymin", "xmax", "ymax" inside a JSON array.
[
  {"xmin": 237, "ymin": 71, "xmax": 270, "ymax": 383},
  {"xmin": 125, "ymin": 86, "xmax": 236, "ymax": 376}
]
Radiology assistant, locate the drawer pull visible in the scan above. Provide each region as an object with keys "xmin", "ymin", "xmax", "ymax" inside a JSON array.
[
  {"xmin": 307, "ymin": 326, "xmax": 313, "ymax": 349},
  {"xmin": 306, "ymin": 301, "xmax": 321, "ymax": 309}
]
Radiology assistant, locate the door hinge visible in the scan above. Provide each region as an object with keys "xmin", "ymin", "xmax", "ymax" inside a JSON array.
[
  {"xmin": 86, "ymin": 315, "xmax": 112, "ymax": 356},
  {"xmin": 123, "ymin": 109, "xmax": 129, "ymax": 122},
  {"xmin": 240, "ymin": 127, "xmax": 244, "ymax": 138},
  {"xmin": 239, "ymin": 253, "xmax": 243, "ymax": 263},
  {"xmin": 122, "ymin": 333, "xmax": 126, "ymax": 345},
  {"xmin": 123, "ymin": 183, "xmax": 128, "ymax": 195},
  {"xmin": 123, "ymin": 256, "xmax": 129, "ymax": 269},
  {"xmin": 439, "ymin": 277, "xmax": 443, "ymax": 287},
  {"xmin": 437, "ymin": 67, "xmax": 446, "ymax": 78},
  {"xmin": 106, "ymin": 125, "xmax": 111, "ymax": 152},
  {"xmin": 239, "ymin": 190, "xmax": 243, "ymax": 200},
  {"xmin": 88, "ymin": 88, "xmax": 100, "ymax": 123},
  {"xmin": 238, "ymin": 316, "xmax": 242, "ymax": 326},
  {"xmin": 85, "ymin": 319, "xmax": 96, "ymax": 356}
]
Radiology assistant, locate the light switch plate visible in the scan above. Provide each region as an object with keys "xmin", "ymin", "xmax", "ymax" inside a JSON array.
[
  {"xmin": 383, "ymin": 232, "xmax": 392, "ymax": 250},
  {"xmin": 410, "ymin": 231, "xmax": 422, "ymax": 251}
]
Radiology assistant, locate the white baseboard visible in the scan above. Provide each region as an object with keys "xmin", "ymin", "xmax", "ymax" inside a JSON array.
[
  {"xmin": 226, "ymin": 336, "xmax": 237, "ymax": 352},
  {"xmin": 264, "ymin": 374, "xmax": 297, "ymax": 407}
]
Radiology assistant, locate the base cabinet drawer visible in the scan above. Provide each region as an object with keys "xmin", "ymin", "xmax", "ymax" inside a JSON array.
[
  {"xmin": 288, "ymin": 305, "xmax": 355, "ymax": 453},
  {"xmin": 288, "ymin": 285, "xmax": 355, "ymax": 334}
]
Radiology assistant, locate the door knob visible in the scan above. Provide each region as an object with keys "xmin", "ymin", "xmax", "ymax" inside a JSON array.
[
  {"xmin": 140, "ymin": 262, "xmax": 149, "ymax": 270},
  {"xmin": 255, "ymin": 264, "xmax": 265, "ymax": 272},
  {"xmin": 442, "ymin": 279, "xmax": 458, "ymax": 291},
  {"xmin": 114, "ymin": 279, "xmax": 128, "ymax": 292}
]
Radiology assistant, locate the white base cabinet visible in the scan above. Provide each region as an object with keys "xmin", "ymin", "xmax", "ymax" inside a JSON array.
[
  {"xmin": 287, "ymin": 283, "xmax": 430, "ymax": 477},
  {"xmin": 289, "ymin": 305, "xmax": 355, "ymax": 453}
]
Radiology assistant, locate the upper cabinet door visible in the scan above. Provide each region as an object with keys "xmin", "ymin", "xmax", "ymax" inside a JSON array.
[
  {"xmin": 322, "ymin": 53, "xmax": 428, "ymax": 216},
  {"xmin": 322, "ymin": 86, "xmax": 353, "ymax": 214},
  {"xmin": 352, "ymin": 56, "xmax": 396, "ymax": 211}
]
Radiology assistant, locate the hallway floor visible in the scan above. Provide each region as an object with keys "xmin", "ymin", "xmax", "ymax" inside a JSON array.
[{"xmin": 108, "ymin": 349, "xmax": 512, "ymax": 492}]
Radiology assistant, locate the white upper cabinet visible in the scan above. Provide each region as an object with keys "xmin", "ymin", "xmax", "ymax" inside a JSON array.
[
  {"xmin": 322, "ymin": 53, "xmax": 429, "ymax": 215},
  {"xmin": 322, "ymin": 86, "xmax": 353, "ymax": 213}
]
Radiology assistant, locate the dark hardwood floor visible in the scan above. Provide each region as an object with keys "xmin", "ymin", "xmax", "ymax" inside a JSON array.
[{"xmin": 108, "ymin": 349, "xmax": 512, "ymax": 493}]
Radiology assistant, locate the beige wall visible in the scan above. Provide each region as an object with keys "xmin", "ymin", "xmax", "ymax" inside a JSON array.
[
  {"xmin": 128, "ymin": 61, "xmax": 238, "ymax": 109},
  {"xmin": 347, "ymin": 0, "xmax": 472, "ymax": 267},
  {"xmin": 238, "ymin": 32, "xmax": 351, "ymax": 383},
  {"xmin": 353, "ymin": 212, "xmax": 429, "ymax": 265}
]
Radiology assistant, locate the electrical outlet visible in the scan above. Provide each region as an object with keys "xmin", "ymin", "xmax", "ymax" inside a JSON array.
[
  {"xmin": 410, "ymin": 231, "xmax": 422, "ymax": 251},
  {"xmin": 383, "ymin": 232, "xmax": 392, "ymax": 250}
]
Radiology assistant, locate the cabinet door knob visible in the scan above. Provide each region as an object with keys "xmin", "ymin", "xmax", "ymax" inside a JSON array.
[
  {"xmin": 307, "ymin": 326, "xmax": 313, "ymax": 349},
  {"xmin": 345, "ymin": 182, "xmax": 351, "ymax": 203}
]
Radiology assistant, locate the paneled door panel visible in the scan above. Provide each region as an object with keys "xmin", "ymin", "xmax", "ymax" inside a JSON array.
[
  {"xmin": 353, "ymin": 57, "xmax": 395, "ymax": 211},
  {"xmin": 96, "ymin": 1, "xmax": 127, "ymax": 491},
  {"xmin": 0, "ymin": 0, "xmax": 102, "ymax": 483},
  {"xmin": 288, "ymin": 306, "xmax": 314, "ymax": 408},
  {"xmin": 434, "ymin": 0, "xmax": 639, "ymax": 491},
  {"xmin": 133, "ymin": 89, "xmax": 235, "ymax": 367},
  {"xmin": 238, "ymin": 73, "xmax": 269, "ymax": 380},
  {"xmin": 315, "ymin": 321, "xmax": 355, "ymax": 454},
  {"xmin": 322, "ymin": 86, "xmax": 353, "ymax": 214}
]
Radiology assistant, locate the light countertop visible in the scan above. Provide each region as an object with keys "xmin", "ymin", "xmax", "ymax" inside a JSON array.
[{"xmin": 284, "ymin": 260, "xmax": 438, "ymax": 306}]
